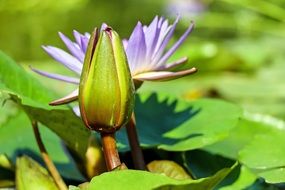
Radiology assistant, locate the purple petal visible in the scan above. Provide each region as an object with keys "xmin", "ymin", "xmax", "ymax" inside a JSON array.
[
  {"xmin": 157, "ymin": 21, "xmax": 194, "ymax": 67},
  {"xmin": 151, "ymin": 16, "xmax": 179, "ymax": 65},
  {"xmin": 81, "ymin": 36, "xmax": 90, "ymax": 53},
  {"xmin": 157, "ymin": 57, "xmax": 188, "ymax": 70},
  {"xmin": 73, "ymin": 30, "xmax": 90, "ymax": 52},
  {"xmin": 154, "ymin": 19, "xmax": 170, "ymax": 52},
  {"xmin": 42, "ymin": 46, "xmax": 82, "ymax": 75},
  {"xmin": 30, "ymin": 66, "xmax": 79, "ymax": 84},
  {"xmin": 49, "ymin": 89, "xmax": 79, "ymax": 106},
  {"xmin": 126, "ymin": 22, "xmax": 147, "ymax": 73},
  {"xmin": 157, "ymin": 17, "xmax": 165, "ymax": 26},
  {"xmin": 73, "ymin": 30, "xmax": 83, "ymax": 49},
  {"xmin": 59, "ymin": 32, "xmax": 85, "ymax": 62},
  {"xmin": 132, "ymin": 67, "xmax": 197, "ymax": 81},
  {"xmin": 144, "ymin": 16, "xmax": 159, "ymax": 58}
]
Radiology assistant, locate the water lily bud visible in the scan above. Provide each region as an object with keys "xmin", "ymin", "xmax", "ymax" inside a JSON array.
[{"xmin": 79, "ymin": 27, "xmax": 135, "ymax": 133}]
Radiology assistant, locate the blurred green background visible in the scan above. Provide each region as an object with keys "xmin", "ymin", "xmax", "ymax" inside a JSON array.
[
  {"xmin": 0, "ymin": 0, "xmax": 285, "ymax": 119},
  {"xmin": 1, "ymin": 1, "xmax": 285, "ymax": 188}
]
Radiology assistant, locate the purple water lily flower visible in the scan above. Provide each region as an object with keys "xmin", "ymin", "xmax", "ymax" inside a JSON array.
[
  {"xmin": 125, "ymin": 16, "xmax": 196, "ymax": 81},
  {"xmin": 32, "ymin": 16, "xmax": 196, "ymax": 105}
]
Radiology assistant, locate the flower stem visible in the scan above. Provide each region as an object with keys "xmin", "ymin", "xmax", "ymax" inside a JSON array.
[
  {"xmin": 31, "ymin": 121, "xmax": 68, "ymax": 190},
  {"xmin": 100, "ymin": 132, "xmax": 121, "ymax": 171},
  {"xmin": 126, "ymin": 113, "xmax": 146, "ymax": 170}
]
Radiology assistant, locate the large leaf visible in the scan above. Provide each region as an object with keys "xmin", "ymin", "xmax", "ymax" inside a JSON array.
[
  {"xmin": 0, "ymin": 50, "xmax": 91, "ymax": 161},
  {"xmin": 0, "ymin": 50, "xmax": 55, "ymax": 109},
  {"xmin": 0, "ymin": 93, "xmax": 19, "ymax": 127},
  {"xmin": 87, "ymin": 164, "xmax": 236, "ymax": 190},
  {"xmin": 203, "ymin": 117, "xmax": 273, "ymax": 159},
  {"xmin": 183, "ymin": 150, "xmax": 236, "ymax": 180},
  {"xmin": 0, "ymin": 110, "xmax": 83, "ymax": 180},
  {"xmin": 239, "ymin": 129, "xmax": 285, "ymax": 183},
  {"xmin": 219, "ymin": 166, "xmax": 257, "ymax": 190},
  {"xmin": 182, "ymin": 150, "xmax": 257, "ymax": 189},
  {"xmin": 204, "ymin": 113, "xmax": 285, "ymax": 183},
  {"xmin": 20, "ymin": 104, "xmax": 90, "ymax": 157},
  {"xmin": 117, "ymin": 93, "xmax": 242, "ymax": 151}
]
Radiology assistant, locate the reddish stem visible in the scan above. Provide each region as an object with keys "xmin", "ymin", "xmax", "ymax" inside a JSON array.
[{"xmin": 101, "ymin": 132, "xmax": 121, "ymax": 171}]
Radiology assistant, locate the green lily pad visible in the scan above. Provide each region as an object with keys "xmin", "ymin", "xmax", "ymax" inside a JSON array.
[
  {"xmin": 182, "ymin": 150, "xmax": 257, "ymax": 189},
  {"xmin": 0, "ymin": 111, "xmax": 83, "ymax": 180},
  {"xmin": 182, "ymin": 150, "xmax": 235, "ymax": 179},
  {"xmin": 203, "ymin": 117, "xmax": 273, "ymax": 159},
  {"xmin": 204, "ymin": 112, "xmax": 285, "ymax": 183},
  {"xmin": 0, "ymin": 50, "xmax": 55, "ymax": 109},
  {"xmin": 0, "ymin": 50, "xmax": 91, "ymax": 163},
  {"xmin": 239, "ymin": 130, "xmax": 285, "ymax": 183},
  {"xmin": 87, "ymin": 164, "xmax": 236, "ymax": 190},
  {"xmin": 219, "ymin": 166, "xmax": 256, "ymax": 190},
  {"xmin": 0, "ymin": 93, "xmax": 19, "ymax": 127},
  {"xmin": 117, "ymin": 92, "xmax": 242, "ymax": 152}
]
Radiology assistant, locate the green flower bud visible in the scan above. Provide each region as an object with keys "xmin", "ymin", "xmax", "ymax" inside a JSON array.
[{"xmin": 79, "ymin": 27, "xmax": 135, "ymax": 133}]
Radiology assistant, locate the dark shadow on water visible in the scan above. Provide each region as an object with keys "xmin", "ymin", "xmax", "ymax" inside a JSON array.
[{"xmin": 116, "ymin": 93, "xmax": 201, "ymax": 151}]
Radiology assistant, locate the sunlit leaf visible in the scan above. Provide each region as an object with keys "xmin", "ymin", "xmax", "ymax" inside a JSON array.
[
  {"xmin": 239, "ymin": 130, "xmax": 285, "ymax": 183},
  {"xmin": 0, "ymin": 50, "xmax": 91, "ymax": 165},
  {"xmin": 219, "ymin": 166, "xmax": 256, "ymax": 190},
  {"xmin": 0, "ymin": 50, "xmax": 56, "ymax": 109},
  {"xmin": 117, "ymin": 93, "xmax": 242, "ymax": 151},
  {"xmin": 87, "ymin": 164, "xmax": 236, "ymax": 190},
  {"xmin": 0, "ymin": 111, "xmax": 83, "ymax": 180},
  {"xmin": 203, "ymin": 118, "xmax": 272, "ymax": 159},
  {"xmin": 203, "ymin": 113, "xmax": 285, "ymax": 183}
]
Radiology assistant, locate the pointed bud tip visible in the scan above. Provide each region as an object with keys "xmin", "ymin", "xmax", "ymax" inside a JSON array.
[{"xmin": 104, "ymin": 26, "xmax": 113, "ymax": 38}]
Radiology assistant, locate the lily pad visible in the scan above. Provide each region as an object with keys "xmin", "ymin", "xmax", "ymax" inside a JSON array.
[
  {"xmin": 0, "ymin": 111, "xmax": 83, "ymax": 180},
  {"xmin": 87, "ymin": 164, "xmax": 236, "ymax": 190},
  {"xmin": 239, "ymin": 130, "xmax": 285, "ymax": 183},
  {"xmin": 203, "ymin": 117, "xmax": 272, "ymax": 159},
  {"xmin": 0, "ymin": 50, "xmax": 91, "ymax": 162},
  {"xmin": 117, "ymin": 92, "xmax": 242, "ymax": 152},
  {"xmin": 219, "ymin": 166, "xmax": 256, "ymax": 190},
  {"xmin": 203, "ymin": 113, "xmax": 285, "ymax": 183}
]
